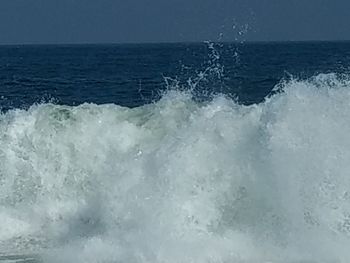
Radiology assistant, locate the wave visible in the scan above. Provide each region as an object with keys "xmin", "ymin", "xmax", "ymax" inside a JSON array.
[{"xmin": 1, "ymin": 73, "xmax": 350, "ymax": 262}]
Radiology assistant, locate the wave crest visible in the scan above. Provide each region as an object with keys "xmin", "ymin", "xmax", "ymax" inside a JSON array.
[{"xmin": 1, "ymin": 74, "xmax": 350, "ymax": 262}]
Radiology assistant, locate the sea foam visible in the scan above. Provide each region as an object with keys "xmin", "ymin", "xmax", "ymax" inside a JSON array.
[{"xmin": 1, "ymin": 73, "xmax": 350, "ymax": 262}]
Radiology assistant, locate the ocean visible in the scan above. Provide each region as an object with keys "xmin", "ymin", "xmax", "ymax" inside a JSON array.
[{"xmin": 1, "ymin": 41, "xmax": 350, "ymax": 262}]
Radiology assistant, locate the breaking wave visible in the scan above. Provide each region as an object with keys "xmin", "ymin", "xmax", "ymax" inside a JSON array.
[{"xmin": 1, "ymin": 73, "xmax": 350, "ymax": 262}]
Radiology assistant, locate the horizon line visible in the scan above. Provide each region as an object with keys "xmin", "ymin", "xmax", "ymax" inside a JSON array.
[{"xmin": 1, "ymin": 39, "xmax": 350, "ymax": 47}]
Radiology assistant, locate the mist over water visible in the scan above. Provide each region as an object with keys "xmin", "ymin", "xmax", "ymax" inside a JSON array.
[{"xmin": 1, "ymin": 72, "xmax": 350, "ymax": 262}]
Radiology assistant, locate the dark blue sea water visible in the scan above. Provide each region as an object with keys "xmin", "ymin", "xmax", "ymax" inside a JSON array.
[
  {"xmin": 1, "ymin": 41, "xmax": 350, "ymax": 110},
  {"xmin": 2, "ymin": 42, "xmax": 350, "ymax": 263}
]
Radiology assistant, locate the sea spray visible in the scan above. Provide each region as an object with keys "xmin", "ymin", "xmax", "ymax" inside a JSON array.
[{"xmin": 1, "ymin": 74, "xmax": 350, "ymax": 262}]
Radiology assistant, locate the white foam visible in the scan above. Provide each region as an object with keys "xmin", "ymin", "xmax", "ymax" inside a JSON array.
[{"xmin": 1, "ymin": 74, "xmax": 350, "ymax": 262}]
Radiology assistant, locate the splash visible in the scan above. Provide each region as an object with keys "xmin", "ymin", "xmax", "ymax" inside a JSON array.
[{"xmin": 1, "ymin": 74, "xmax": 350, "ymax": 262}]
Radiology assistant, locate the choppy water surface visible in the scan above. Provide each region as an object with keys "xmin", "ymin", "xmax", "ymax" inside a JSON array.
[{"xmin": 1, "ymin": 42, "xmax": 350, "ymax": 262}]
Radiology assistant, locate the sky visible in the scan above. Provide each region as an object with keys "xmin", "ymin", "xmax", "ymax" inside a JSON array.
[{"xmin": 0, "ymin": 0, "xmax": 349, "ymax": 44}]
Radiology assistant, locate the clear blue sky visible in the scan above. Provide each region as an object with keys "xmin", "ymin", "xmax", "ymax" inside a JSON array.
[{"xmin": 0, "ymin": 0, "xmax": 349, "ymax": 44}]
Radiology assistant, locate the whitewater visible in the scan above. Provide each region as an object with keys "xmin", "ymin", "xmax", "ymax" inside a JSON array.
[{"xmin": 1, "ymin": 73, "xmax": 350, "ymax": 262}]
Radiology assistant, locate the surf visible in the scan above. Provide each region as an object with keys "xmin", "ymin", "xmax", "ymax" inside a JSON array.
[{"xmin": 1, "ymin": 73, "xmax": 350, "ymax": 262}]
